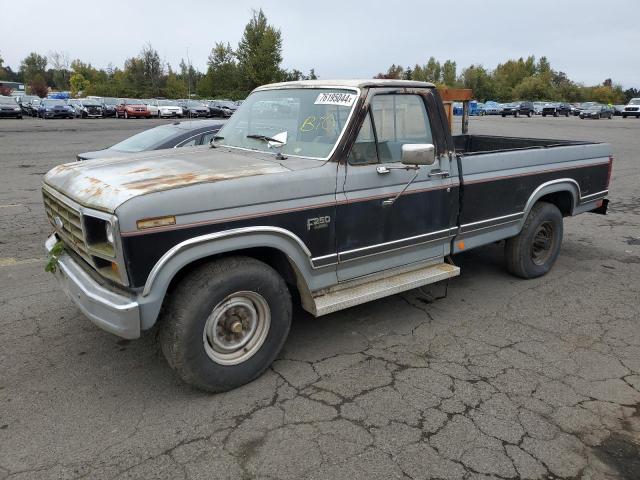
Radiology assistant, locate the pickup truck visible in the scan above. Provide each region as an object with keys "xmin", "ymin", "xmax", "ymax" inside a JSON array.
[{"xmin": 42, "ymin": 79, "xmax": 612, "ymax": 392}]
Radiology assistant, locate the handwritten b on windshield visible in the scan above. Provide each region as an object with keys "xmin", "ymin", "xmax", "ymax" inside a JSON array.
[{"xmin": 300, "ymin": 113, "xmax": 337, "ymax": 132}]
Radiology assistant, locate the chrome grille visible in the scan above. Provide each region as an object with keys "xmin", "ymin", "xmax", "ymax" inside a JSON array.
[{"xmin": 42, "ymin": 189, "xmax": 90, "ymax": 261}]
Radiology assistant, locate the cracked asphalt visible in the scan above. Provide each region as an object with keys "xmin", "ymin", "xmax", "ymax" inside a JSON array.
[{"xmin": 1, "ymin": 116, "xmax": 639, "ymax": 479}]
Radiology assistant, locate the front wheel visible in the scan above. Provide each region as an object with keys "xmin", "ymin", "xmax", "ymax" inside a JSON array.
[
  {"xmin": 159, "ymin": 256, "xmax": 292, "ymax": 392},
  {"xmin": 505, "ymin": 202, "xmax": 563, "ymax": 279}
]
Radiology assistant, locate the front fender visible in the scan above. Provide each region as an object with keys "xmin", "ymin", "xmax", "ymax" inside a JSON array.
[{"xmin": 137, "ymin": 227, "xmax": 332, "ymax": 330}]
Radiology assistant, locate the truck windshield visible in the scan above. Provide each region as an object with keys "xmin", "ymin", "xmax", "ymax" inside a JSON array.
[
  {"xmin": 630, "ymin": 99, "xmax": 640, "ymax": 105},
  {"xmin": 216, "ymin": 88, "xmax": 358, "ymax": 159}
]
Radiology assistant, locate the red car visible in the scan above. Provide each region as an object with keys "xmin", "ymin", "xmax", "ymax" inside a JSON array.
[{"xmin": 115, "ymin": 99, "xmax": 151, "ymax": 118}]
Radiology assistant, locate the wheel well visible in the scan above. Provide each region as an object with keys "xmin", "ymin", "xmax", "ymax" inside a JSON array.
[
  {"xmin": 165, "ymin": 247, "xmax": 302, "ymax": 301},
  {"xmin": 537, "ymin": 191, "xmax": 573, "ymax": 217}
]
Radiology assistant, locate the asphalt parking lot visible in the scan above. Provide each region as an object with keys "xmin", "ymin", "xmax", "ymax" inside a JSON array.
[{"xmin": 1, "ymin": 115, "xmax": 639, "ymax": 480}]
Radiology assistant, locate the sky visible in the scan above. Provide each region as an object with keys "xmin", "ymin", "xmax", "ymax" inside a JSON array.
[{"xmin": 1, "ymin": 0, "xmax": 639, "ymax": 88}]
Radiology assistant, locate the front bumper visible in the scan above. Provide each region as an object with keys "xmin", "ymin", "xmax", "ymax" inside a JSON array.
[{"xmin": 46, "ymin": 234, "xmax": 141, "ymax": 339}]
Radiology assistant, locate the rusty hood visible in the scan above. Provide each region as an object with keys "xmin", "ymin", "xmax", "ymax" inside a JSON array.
[{"xmin": 43, "ymin": 146, "xmax": 296, "ymax": 212}]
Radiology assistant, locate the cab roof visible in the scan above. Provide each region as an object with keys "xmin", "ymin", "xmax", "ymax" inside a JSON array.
[{"xmin": 254, "ymin": 79, "xmax": 435, "ymax": 91}]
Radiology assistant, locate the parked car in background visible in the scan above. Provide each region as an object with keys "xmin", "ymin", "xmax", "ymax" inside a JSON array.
[
  {"xmin": 580, "ymin": 104, "xmax": 613, "ymax": 119},
  {"xmin": 542, "ymin": 103, "xmax": 571, "ymax": 117},
  {"xmin": 142, "ymin": 99, "xmax": 160, "ymax": 117},
  {"xmin": 0, "ymin": 96, "xmax": 22, "ymax": 119},
  {"xmin": 29, "ymin": 98, "xmax": 42, "ymax": 116},
  {"xmin": 533, "ymin": 102, "xmax": 546, "ymax": 115},
  {"xmin": 17, "ymin": 95, "xmax": 39, "ymax": 116},
  {"xmin": 115, "ymin": 99, "xmax": 151, "ymax": 118},
  {"xmin": 99, "ymin": 97, "xmax": 120, "ymax": 117},
  {"xmin": 612, "ymin": 105, "xmax": 626, "ymax": 116},
  {"xmin": 211, "ymin": 99, "xmax": 238, "ymax": 117},
  {"xmin": 77, "ymin": 120, "xmax": 224, "ymax": 160},
  {"xmin": 37, "ymin": 98, "xmax": 75, "ymax": 119},
  {"xmin": 573, "ymin": 102, "xmax": 598, "ymax": 116},
  {"xmin": 501, "ymin": 101, "xmax": 534, "ymax": 117},
  {"xmin": 622, "ymin": 98, "xmax": 640, "ymax": 118},
  {"xmin": 145, "ymin": 99, "xmax": 184, "ymax": 118},
  {"xmin": 483, "ymin": 101, "xmax": 502, "ymax": 115},
  {"xmin": 69, "ymin": 98, "xmax": 104, "ymax": 118},
  {"xmin": 179, "ymin": 100, "xmax": 209, "ymax": 118}
]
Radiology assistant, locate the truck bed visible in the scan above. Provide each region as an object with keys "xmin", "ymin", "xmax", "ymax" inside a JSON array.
[
  {"xmin": 451, "ymin": 134, "xmax": 611, "ymax": 254},
  {"xmin": 453, "ymin": 134, "xmax": 593, "ymax": 155}
]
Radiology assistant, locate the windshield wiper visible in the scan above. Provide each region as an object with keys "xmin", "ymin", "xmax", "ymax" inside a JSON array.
[
  {"xmin": 246, "ymin": 133, "xmax": 288, "ymax": 159},
  {"xmin": 246, "ymin": 134, "xmax": 285, "ymax": 144}
]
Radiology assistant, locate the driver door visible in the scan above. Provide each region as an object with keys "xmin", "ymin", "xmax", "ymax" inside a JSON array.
[{"xmin": 336, "ymin": 92, "xmax": 455, "ymax": 282}]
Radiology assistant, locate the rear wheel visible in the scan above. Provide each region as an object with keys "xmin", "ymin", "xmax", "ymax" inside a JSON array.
[
  {"xmin": 505, "ymin": 202, "xmax": 563, "ymax": 279},
  {"xmin": 159, "ymin": 256, "xmax": 292, "ymax": 392}
]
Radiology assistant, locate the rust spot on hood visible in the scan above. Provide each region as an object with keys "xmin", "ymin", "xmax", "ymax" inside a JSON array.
[
  {"xmin": 121, "ymin": 172, "xmax": 222, "ymax": 191},
  {"xmin": 128, "ymin": 167, "xmax": 153, "ymax": 174}
]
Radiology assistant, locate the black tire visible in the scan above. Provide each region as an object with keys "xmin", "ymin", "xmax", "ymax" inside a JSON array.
[
  {"xmin": 622, "ymin": 115, "xmax": 627, "ymax": 119},
  {"xmin": 505, "ymin": 202, "xmax": 563, "ymax": 279},
  {"xmin": 527, "ymin": 111, "xmax": 532, "ymax": 118},
  {"xmin": 553, "ymin": 111, "xmax": 559, "ymax": 117},
  {"xmin": 124, "ymin": 111, "xmax": 129, "ymax": 119},
  {"xmin": 501, "ymin": 114, "xmax": 506, "ymax": 118},
  {"xmin": 159, "ymin": 256, "xmax": 292, "ymax": 392},
  {"xmin": 565, "ymin": 112, "xmax": 569, "ymax": 117},
  {"xmin": 514, "ymin": 111, "xmax": 519, "ymax": 118},
  {"xmin": 542, "ymin": 114, "xmax": 546, "ymax": 117}
]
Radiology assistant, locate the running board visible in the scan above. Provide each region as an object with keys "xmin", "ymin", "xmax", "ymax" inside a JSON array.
[{"xmin": 311, "ymin": 262, "xmax": 460, "ymax": 316}]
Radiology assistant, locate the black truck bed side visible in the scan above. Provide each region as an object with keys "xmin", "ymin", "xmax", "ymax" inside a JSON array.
[{"xmin": 453, "ymin": 135, "xmax": 595, "ymax": 155}]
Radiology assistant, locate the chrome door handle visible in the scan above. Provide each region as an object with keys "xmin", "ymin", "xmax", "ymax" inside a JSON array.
[
  {"xmin": 376, "ymin": 166, "xmax": 390, "ymax": 175},
  {"xmin": 428, "ymin": 170, "xmax": 450, "ymax": 178}
]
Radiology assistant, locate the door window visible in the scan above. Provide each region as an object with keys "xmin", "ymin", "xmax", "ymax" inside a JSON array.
[{"xmin": 371, "ymin": 95, "xmax": 432, "ymax": 163}]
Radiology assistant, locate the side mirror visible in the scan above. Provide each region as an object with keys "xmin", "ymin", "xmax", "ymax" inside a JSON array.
[{"xmin": 401, "ymin": 143, "xmax": 436, "ymax": 166}]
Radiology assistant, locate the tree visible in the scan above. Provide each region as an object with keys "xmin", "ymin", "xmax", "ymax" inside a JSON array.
[
  {"xmin": 424, "ymin": 57, "xmax": 441, "ymax": 83},
  {"xmin": 442, "ymin": 60, "xmax": 457, "ymax": 86},
  {"xmin": 624, "ymin": 88, "xmax": 640, "ymax": 103},
  {"xmin": 140, "ymin": 43, "xmax": 163, "ymax": 96},
  {"xmin": 461, "ymin": 65, "xmax": 495, "ymax": 101},
  {"xmin": 374, "ymin": 64, "xmax": 404, "ymax": 79},
  {"xmin": 20, "ymin": 52, "xmax": 48, "ymax": 84},
  {"xmin": 29, "ymin": 74, "xmax": 49, "ymax": 97},
  {"xmin": 199, "ymin": 42, "xmax": 238, "ymax": 98},
  {"xmin": 49, "ymin": 51, "xmax": 71, "ymax": 90},
  {"xmin": 236, "ymin": 9, "xmax": 283, "ymax": 93},
  {"xmin": 403, "ymin": 66, "xmax": 413, "ymax": 80},
  {"xmin": 70, "ymin": 73, "xmax": 90, "ymax": 96},
  {"xmin": 162, "ymin": 70, "xmax": 188, "ymax": 98}
]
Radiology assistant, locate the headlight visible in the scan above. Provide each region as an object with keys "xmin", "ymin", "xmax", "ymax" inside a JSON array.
[
  {"xmin": 14, "ymin": 107, "xmax": 20, "ymax": 111},
  {"xmin": 105, "ymin": 222, "xmax": 114, "ymax": 244}
]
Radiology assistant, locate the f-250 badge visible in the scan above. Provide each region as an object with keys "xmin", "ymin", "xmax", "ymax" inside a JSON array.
[{"xmin": 307, "ymin": 216, "xmax": 331, "ymax": 231}]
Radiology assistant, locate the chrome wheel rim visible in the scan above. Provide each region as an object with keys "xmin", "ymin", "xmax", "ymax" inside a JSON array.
[
  {"xmin": 203, "ymin": 291, "xmax": 270, "ymax": 365},
  {"xmin": 531, "ymin": 221, "xmax": 554, "ymax": 265}
]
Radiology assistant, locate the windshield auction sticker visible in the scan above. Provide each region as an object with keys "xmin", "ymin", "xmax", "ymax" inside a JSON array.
[{"xmin": 314, "ymin": 92, "xmax": 357, "ymax": 107}]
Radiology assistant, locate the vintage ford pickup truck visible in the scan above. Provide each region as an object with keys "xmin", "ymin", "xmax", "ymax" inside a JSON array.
[{"xmin": 42, "ymin": 80, "xmax": 612, "ymax": 391}]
